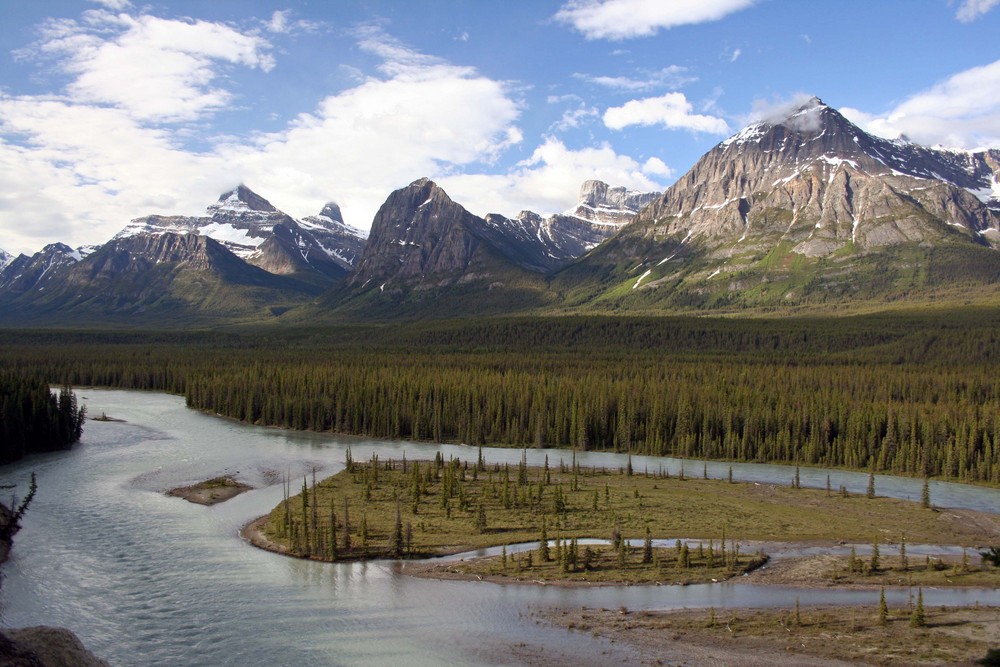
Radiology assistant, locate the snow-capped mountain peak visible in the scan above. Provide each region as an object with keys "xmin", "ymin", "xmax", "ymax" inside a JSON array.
[{"xmin": 206, "ymin": 184, "xmax": 278, "ymax": 216}]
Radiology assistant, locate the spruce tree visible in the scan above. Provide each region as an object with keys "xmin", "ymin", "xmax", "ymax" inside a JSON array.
[
  {"xmin": 910, "ymin": 588, "xmax": 926, "ymax": 627},
  {"xmin": 391, "ymin": 502, "xmax": 404, "ymax": 557}
]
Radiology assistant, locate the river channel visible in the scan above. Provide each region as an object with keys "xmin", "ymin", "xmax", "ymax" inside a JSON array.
[{"xmin": 1, "ymin": 389, "xmax": 999, "ymax": 666}]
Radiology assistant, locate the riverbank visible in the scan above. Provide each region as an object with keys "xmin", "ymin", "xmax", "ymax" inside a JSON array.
[{"xmin": 544, "ymin": 604, "xmax": 1000, "ymax": 666}]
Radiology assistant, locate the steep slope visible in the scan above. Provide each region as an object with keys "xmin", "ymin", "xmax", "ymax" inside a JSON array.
[
  {"xmin": 557, "ymin": 97, "xmax": 1000, "ymax": 311},
  {"xmin": 482, "ymin": 180, "xmax": 659, "ymax": 272},
  {"xmin": 0, "ymin": 243, "xmax": 93, "ymax": 295},
  {"xmin": 0, "ymin": 232, "xmax": 321, "ymax": 325},
  {"xmin": 0, "ymin": 249, "xmax": 13, "ymax": 271},
  {"xmin": 328, "ymin": 178, "xmax": 552, "ymax": 317},
  {"xmin": 119, "ymin": 185, "xmax": 365, "ymax": 283}
]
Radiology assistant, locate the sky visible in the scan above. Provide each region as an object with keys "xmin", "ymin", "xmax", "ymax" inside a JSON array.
[{"xmin": 1, "ymin": 0, "xmax": 999, "ymax": 256}]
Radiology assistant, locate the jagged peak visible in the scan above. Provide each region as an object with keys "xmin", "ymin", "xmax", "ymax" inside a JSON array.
[
  {"xmin": 42, "ymin": 242, "xmax": 75, "ymax": 254},
  {"xmin": 721, "ymin": 96, "xmax": 838, "ymax": 148},
  {"xmin": 208, "ymin": 184, "xmax": 277, "ymax": 214},
  {"xmin": 317, "ymin": 202, "xmax": 344, "ymax": 223}
]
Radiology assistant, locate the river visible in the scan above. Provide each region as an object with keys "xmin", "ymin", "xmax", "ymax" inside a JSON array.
[{"xmin": 1, "ymin": 389, "xmax": 999, "ymax": 666}]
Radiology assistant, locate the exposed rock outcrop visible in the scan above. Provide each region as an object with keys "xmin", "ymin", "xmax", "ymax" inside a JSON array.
[{"xmin": 0, "ymin": 627, "xmax": 109, "ymax": 667}]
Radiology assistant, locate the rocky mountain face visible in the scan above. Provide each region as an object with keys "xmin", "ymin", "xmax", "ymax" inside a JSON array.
[
  {"xmin": 560, "ymin": 97, "xmax": 1000, "ymax": 309},
  {"xmin": 567, "ymin": 179, "xmax": 660, "ymax": 225},
  {"xmin": 0, "ymin": 243, "xmax": 92, "ymax": 295},
  {"xmin": 0, "ymin": 248, "xmax": 13, "ymax": 271},
  {"xmin": 347, "ymin": 178, "xmax": 520, "ymax": 291},
  {"xmin": 482, "ymin": 180, "xmax": 659, "ymax": 272},
  {"xmin": 118, "ymin": 185, "xmax": 366, "ymax": 282},
  {"xmin": 346, "ymin": 177, "xmax": 657, "ymax": 293},
  {"xmin": 0, "ymin": 232, "xmax": 324, "ymax": 324}
]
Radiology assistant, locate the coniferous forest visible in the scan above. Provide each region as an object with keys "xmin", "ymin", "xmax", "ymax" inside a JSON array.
[
  {"xmin": 2, "ymin": 310, "xmax": 1000, "ymax": 483},
  {"xmin": 0, "ymin": 375, "xmax": 86, "ymax": 464}
]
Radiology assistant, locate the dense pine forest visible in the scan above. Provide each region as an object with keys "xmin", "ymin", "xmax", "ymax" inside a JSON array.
[
  {"xmin": 2, "ymin": 310, "xmax": 1000, "ymax": 483},
  {"xmin": 0, "ymin": 375, "xmax": 86, "ymax": 464}
]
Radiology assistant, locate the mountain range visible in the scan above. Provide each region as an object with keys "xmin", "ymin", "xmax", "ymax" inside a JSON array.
[{"xmin": 1, "ymin": 97, "xmax": 998, "ymax": 325}]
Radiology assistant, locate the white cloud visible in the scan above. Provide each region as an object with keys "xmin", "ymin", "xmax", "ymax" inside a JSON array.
[
  {"xmin": 840, "ymin": 59, "xmax": 1000, "ymax": 150},
  {"xmin": 0, "ymin": 22, "xmax": 526, "ymax": 254},
  {"xmin": 604, "ymin": 92, "xmax": 730, "ymax": 134},
  {"xmin": 265, "ymin": 10, "xmax": 324, "ymax": 35},
  {"xmin": 730, "ymin": 48, "xmax": 742, "ymax": 62},
  {"xmin": 954, "ymin": 0, "xmax": 1000, "ymax": 22},
  {"xmin": 0, "ymin": 96, "xmax": 231, "ymax": 254},
  {"xmin": 25, "ymin": 11, "xmax": 273, "ymax": 123},
  {"xmin": 554, "ymin": 0, "xmax": 756, "ymax": 40},
  {"xmin": 551, "ymin": 105, "xmax": 600, "ymax": 132},
  {"xmin": 642, "ymin": 156, "xmax": 673, "ymax": 177},
  {"xmin": 267, "ymin": 10, "xmax": 290, "ymax": 33},
  {"xmin": 211, "ymin": 26, "xmax": 524, "ymax": 228},
  {"xmin": 574, "ymin": 65, "xmax": 695, "ymax": 92},
  {"xmin": 440, "ymin": 137, "xmax": 665, "ymax": 218}
]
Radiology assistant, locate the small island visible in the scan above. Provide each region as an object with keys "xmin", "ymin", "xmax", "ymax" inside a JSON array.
[
  {"xmin": 90, "ymin": 411, "xmax": 126, "ymax": 423},
  {"xmin": 243, "ymin": 450, "xmax": 1000, "ymax": 589},
  {"xmin": 168, "ymin": 476, "xmax": 252, "ymax": 506}
]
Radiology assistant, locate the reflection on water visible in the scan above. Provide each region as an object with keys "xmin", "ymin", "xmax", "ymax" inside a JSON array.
[{"xmin": 1, "ymin": 389, "xmax": 999, "ymax": 666}]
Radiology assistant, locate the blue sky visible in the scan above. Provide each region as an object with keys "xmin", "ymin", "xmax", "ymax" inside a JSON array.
[{"xmin": 1, "ymin": 0, "xmax": 999, "ymax": 255}]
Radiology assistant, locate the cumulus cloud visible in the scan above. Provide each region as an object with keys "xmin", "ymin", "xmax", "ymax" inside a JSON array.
[
  {"xmin": 840, "ymin": 59, "xmax": 1000, "ymax": 150},
  {"xmin": 604, "ymin": 92, "xmax": 730, "ymax": 134},
  {"xmin": 642, "ymin": 156, "xmax": 673, "ymax": 177},
  {"xmin": 574, "ymin": 65, "xmax": 695, "ymax": 92},
  {"xmin": 954, "ymin": 0, "xmax": 1000, "ymax": 22},
  {"xmin": 0, "ymin": 19, "xmax": 527, "ymax": 253},
  {"xmin": 0, "ymin": 97, "xmax": 231, "ymax": 253},
  {"xmin": 23, "ymin": 10, "xmax": 274, "ymax": 123},
  {"xmin": 440, "ymin": 137, "xmax": 665, "ymax": 218},
  {"xmin": 554, "ymin": 0, "xmax": 756, "ymax": 40}
]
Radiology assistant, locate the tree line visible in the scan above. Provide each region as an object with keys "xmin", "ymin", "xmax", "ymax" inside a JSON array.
[
  {"xmin": 2, "ymin": 311, "xmax": 1000, "ymax": 482},
  {"xmin": 1, "ymin": 374, "xmax": 86, "ymax": 464}
]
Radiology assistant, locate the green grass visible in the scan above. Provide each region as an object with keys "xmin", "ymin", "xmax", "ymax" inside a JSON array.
[{"xmin": 260, "ymin": 456, "xmax": 998, "ymax": 564}]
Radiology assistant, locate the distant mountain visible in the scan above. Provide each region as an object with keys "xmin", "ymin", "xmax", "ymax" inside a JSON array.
[
  {"xmin": 482, "ymin": 180, "xmax": 659, "ymax": 272},
  {"xmin": 327, "ymin": 178, "xmax": 552, "ymax": 316},
  {"xmin": 566, "ymin": 179, "xmax": 660, "ymax": 225},
  {"xmin": 0, "ymin": 232, "xmax": 322, "ymax": 325},
  {"xmin": 0, "ymin": 185, "xmax": 366, "ymax": 325},
  {"xmin": 0, "ymin": 248, "xmax": 13, "ymax": 271},
  {"xmin": 557, "ymin": 97, "xmax": 1000, "ymax": 310},
  {"xmin": 118, "ymin": 185, "xmax": 366, "ymax": 283},
  {"xmin": 0, "ymin": 243, "xmax": 93, "ymax": 296}
]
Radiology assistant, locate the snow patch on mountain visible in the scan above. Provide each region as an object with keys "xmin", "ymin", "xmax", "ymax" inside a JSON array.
[{"xmin": 196, "ymin": 222, "xmax": 266, "ymax": 255}]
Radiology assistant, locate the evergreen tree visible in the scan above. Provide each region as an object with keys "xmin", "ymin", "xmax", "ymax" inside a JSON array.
[
  {"xmin": 391, "ymin": 502, "xmax": 404, "ymax": 557},
  {"xmin": 910, "ymin": 588, "xmax": 926, "ymax": 627}
]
